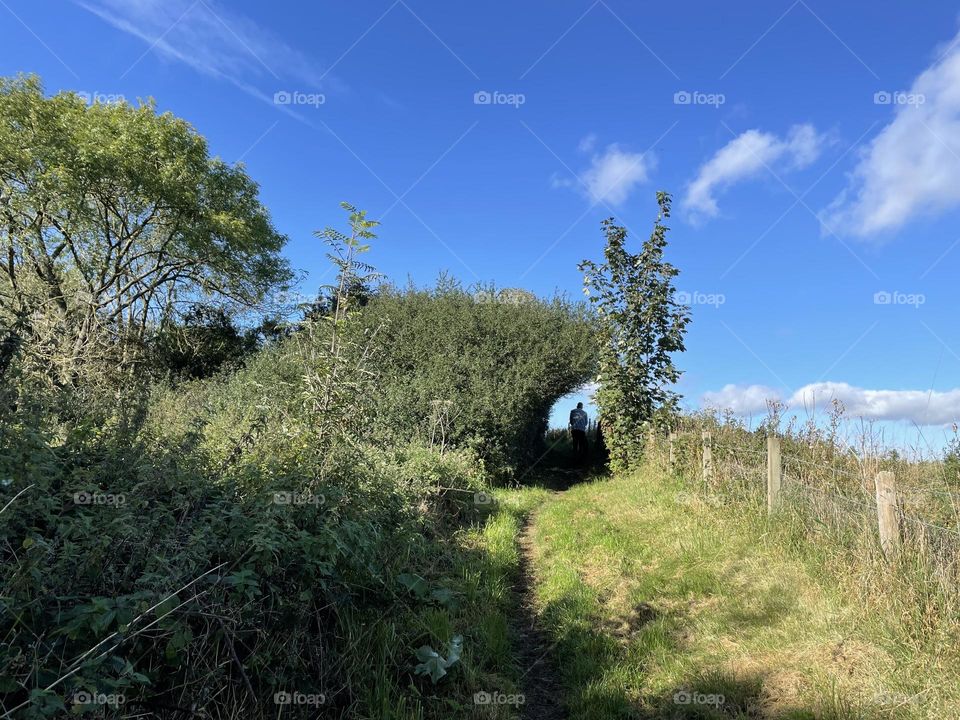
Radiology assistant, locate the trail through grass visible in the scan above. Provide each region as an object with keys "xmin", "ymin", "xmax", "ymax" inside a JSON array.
[{"xmin": 521, "ymin": 465, "xmax": 949, "ymax": 719}]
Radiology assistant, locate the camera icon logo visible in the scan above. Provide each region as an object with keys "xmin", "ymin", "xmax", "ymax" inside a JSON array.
[
  {"xmin": 274, "ymin": 91, "xmax": 292, "ymax": 105},
  {"xmin": 474, "ymin": 90, "xmax": 492, "ymax": 105},
  {"xmin": 474, "ymin": 691, "xmax": 492, "ymax": 704},
  {"xmin": 673, "ymin": 90, "xmax": 692, "ymax": 105},
  {"xmin": 873, "ymin": 291, "xmax": 892, "ymax": 305},
  {"xmin": 473, "ymin": 491, "xmax": 493, "ymax": 506},
  {"xmin": 873, "ymin": 90, "xmax": 892, "ymax": 105}
]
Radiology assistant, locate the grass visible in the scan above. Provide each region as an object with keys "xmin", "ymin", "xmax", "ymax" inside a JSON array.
[
  {"xmin": 348, "ymin": 485, "xmax": 551, "ymax": 719},
  {"xmin": 523, "ymin": 464, "xmax": 954, "ymax": 719}
]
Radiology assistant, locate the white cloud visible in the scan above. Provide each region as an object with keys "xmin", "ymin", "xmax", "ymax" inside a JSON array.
[
  {"xmin": 789, "ymin": 382, "xmax": 960, "ymax": 425},
  {"xmin": 701, "ymin": 384, "xmax": 781, "ymax": 415},
  {"xmin": 685, "ymin": 124, "xmax": 824, "ymax": 221},
  {"xmin": 822, "ymin": 32, "xmax": 960, "ymax": 236},
  {"xmin": 701, "ymin": 381, "xmax": 960, "ymax": 426},
  {"xmin": 554, "ymin": 143, "xmax": 653, "ymax": 206},
  {"xmin": 76, "ymin": 0, "xmax": 332, "ymax": 104}
]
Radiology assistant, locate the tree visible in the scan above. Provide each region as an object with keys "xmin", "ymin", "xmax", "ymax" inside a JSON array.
[
  {"xmin": 150, "ymin": 303, "xmax": 259, "ymax": 379},
  {"xmin": 0, "ymin": 74, "xmax": 291, "ymax": 382},
  {"xmin": 579, "ymin": 191, "xmax": 690, "ymax": 471},
  {"xmin": 296, "ymin": 203, "xmax": 382, "ymax": 474}
]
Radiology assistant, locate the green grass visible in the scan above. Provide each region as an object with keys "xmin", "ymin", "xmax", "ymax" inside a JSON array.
[
  {"xmin": 348, "ymin": 486, "xmax": 552, "ymax": 719},
  {"xmin": 524, "ymin": 466, "xmax": 952, "ymax": 719}
]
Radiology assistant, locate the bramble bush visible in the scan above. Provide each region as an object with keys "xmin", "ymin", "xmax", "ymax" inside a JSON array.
[{"xmin": 1, "ymin": 202, "xmax": 596, "ymax": 718}]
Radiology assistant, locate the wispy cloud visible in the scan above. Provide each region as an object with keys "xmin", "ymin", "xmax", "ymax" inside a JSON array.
[
  {"xmin": 577, "ymin": 132, "xmax": 598, "ymax": 153},
  {"xmin": 684, "ymin": 124, "xmax": 825, "ymax": 222},
  {"xmin": 822, "ymin": 30, "xmax": 960, "ymax": 237},
  {"xmin": 76, "ymin": 0, "xmax": 334, "ymax": 105},
  {"xmin": 553, "ymin": 139, "xmax": 654, "ymax": 206},
  {"xmin": 702, "ymin": 381, "xmax": 960, "ymax": 426}
]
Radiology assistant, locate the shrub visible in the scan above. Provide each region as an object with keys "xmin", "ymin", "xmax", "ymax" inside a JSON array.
[{"xmin": 357, "ymin": 279, "xmax": 597, "ymax": 480}]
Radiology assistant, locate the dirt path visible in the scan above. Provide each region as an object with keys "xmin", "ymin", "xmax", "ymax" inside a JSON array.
[
  {"xmin": 511, "ymin": 510, "xmax": 566, "ymax": 720},
  {"xmin": 508, "ymin": 465, "xmax": 594, "ymax": 720}
]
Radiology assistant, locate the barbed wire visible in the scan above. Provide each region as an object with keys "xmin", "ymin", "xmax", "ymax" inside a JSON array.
[
  {"xmin": 713, "ymin": 442, "xmax": 767, "ymax": 459},
  {"xmin": 784, "ymin": 476, "xmax": 878, "ymax": 514},
  {"xmin": 899, "ymin": 513, "xmax": 960, "ymax": 539},
  {"xmin": 781, "ymin": 453, "xmax": 867, "ymax": 483},
  {"xmin": 662, "ymin": 432, "xmax": 960, "ymax": 514}
]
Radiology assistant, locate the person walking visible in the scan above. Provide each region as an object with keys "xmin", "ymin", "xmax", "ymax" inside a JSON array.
[{"xmin": 569, "ymin": 402, "xmax": 589, "ymax": 462}]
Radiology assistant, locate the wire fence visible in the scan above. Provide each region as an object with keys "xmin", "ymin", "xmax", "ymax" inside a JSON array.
[{"xmin": 652, "ymin": 423, "xmax": 960, "ymax": 618}]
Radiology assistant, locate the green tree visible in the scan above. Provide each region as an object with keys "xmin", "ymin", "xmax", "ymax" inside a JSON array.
[
  {"xmin": 0, "ymin": 74, "xmax": 291, "ymax": 382},
  {"xmin": 150, "ymin": 303, "xmax": 259, "ymax": 379},
  {"xmin": 579, "ymin": 191, "xmax": 690, "ymax": 471}
]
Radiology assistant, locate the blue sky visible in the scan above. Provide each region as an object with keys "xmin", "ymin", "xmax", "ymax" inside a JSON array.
[{"xmin": 3, "ymin": 0, "xmax": 960, "ymax": 451}]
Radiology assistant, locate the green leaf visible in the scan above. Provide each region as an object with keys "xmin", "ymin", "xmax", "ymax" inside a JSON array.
[{"xmin": 397, "ymin": 573, "xmax": 429, "ymax": 598}]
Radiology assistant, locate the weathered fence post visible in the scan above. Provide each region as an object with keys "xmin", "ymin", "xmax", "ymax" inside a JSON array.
[
  {"xmin": 668, "ymin": 432, "xmax": 676, "ymax": 469},
  {"xmin": 766, "ymin": 435, "xmax": 781, "ymax": 515},
  {"xmin": 701, "ymin": 431, "xmax": 713, "ymax": 487},
  {"xmin": 875, "ymin": 471, "xmax": 900, "ymax": 558}
]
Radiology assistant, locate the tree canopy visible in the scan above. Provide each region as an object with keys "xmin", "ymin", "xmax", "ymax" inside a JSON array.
[{"xmin": 0, "ymin": 74, "xmax": 291, "ymax": 380}]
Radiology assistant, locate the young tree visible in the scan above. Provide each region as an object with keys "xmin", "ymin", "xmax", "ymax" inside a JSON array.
[
  {"xmin": 579, "ymin": 191, "xmax": 690, "ymax": 471},
  {"xmin": 0, "ymin": 75, "xmax": 291, "ymax": 381},
  {"xmin": 298, "ymin": 203, "xmax": 382, "ymax": 475}
]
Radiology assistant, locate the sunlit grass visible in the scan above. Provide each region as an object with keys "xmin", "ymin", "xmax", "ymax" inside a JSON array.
[{"xmin": 525, "ymin": 467, "xmax": 951, "ymax": 719}]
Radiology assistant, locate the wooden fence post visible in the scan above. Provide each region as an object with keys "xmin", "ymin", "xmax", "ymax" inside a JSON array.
[
  {"xmin": 875, "ymin": 471, "xmax": 900, "ymax": 558},
  {"xmin": 701, "ymin": 431, "xmax": 713, "ymax": 487},
  {"xmin": 668, "ymin": 432, "xmax": 676, "ymax": 469},
  {"xmin": 766, "ymin": 435, "xmax": 781, "ymax": 515}
]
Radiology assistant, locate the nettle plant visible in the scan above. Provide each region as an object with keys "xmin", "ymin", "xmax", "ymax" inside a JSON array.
[{"xmin": 579, "ymin": 191, "xmax": 690, "ymax": 472}]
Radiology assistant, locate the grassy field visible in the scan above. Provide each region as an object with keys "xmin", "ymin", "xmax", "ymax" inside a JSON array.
[{"xmin": 520, "ymin": 466, "xmax": 955, "ymax": 719}]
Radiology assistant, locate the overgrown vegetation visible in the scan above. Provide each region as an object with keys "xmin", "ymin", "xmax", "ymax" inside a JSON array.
[
  {"xmin": 359, "ymin": 280, "xmax": 596, "ymax": 480},
  {"xmin": 0, "ymin": 75, "xmax": 597, "ymax": 719}
]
